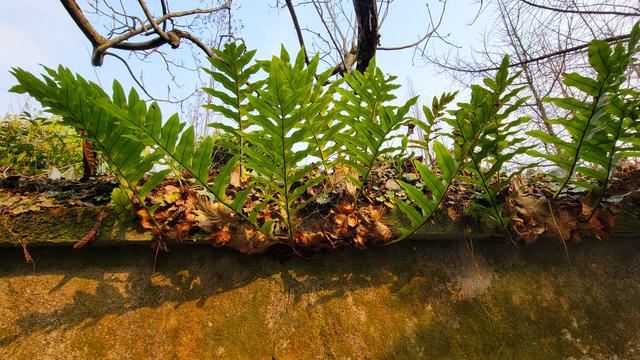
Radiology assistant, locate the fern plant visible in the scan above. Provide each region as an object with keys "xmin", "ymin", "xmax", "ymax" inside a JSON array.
[
  {"xmin": 392, "ymin": 91, "xmax": 460, "ymax": 240},
  {"xmin": 445, "ymin": 55, "xmax": 531, "ymax": 243},
  {"xmin": 203, "ymin": 42, "xmax": 263, "ymax": 176},
  {"xmin": 11, "ymin": 65, "xmax": 264, "ymax": 242},
  {"xmin": 13, "ymin": 33, "xmax": 639, "ymax": 249},
  {"xmin": 264, "ymin": 47, "xmax": 345, "ymax": 184},
  {"xmin": 237, "ymin": 48, "xmax": 328, "ymax": 244},
  {"xmin": 300, "ymin": 65, "xmax": 344, "ymax": 186},
  {"xmin": 395, "ymin": 57, "xmax": 530, "ymax": 243},
  {"xmin": 97, "ymin": 84, "xmax": 260, "ymax": 226},
  {"xmin": 619, "ymin": 89, "xmax": 640, "ymax": 155},
  {"xmin": 410, "ymin": 92, "xmax": 457, "ymax": 163},
  {"xmin": 334, "ymin": 59, "xmax": 417, "ymax": 201},
  {"xmin": 528, "ymin": 22, "xmax": 640, "ymax": 202},
  {"xmin": 393, "ymin": 141, "xmax": 459, "ymax": 240}
]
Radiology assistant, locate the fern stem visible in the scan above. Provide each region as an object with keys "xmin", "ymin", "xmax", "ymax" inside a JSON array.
[
  {"xmin": 344, "ymin": 69, "xmax": 387, "ymax": 204},
  {"xmin": 554, "ymin": 72, "xmax": 611, "ymax": 198},
  {"xmin": 274, "ymin": 74, "xmax": 296, "ymax": 246},
  {"xmin": 393, "ymin": 112, "xmax": 483, "ymax": 243},
  {"xmin": 389, "ymin": 157, "xmax": 464, "ymax": 244},
  {"xmin": 354, "ymin": 145, "xmax": 381, "ymax": 203},
  {"xmin": 455, "ymin": 100, "xmax": 515, "ymax": 244},
  {"xmin": 586, "ymin": 108, "xmax": 625, "ymax": 221},
  {"xmin": 468, "ymin": 152, "xmax": 515, "ymax": 244},
  {"xmin": 352, "ymin": 93, "xmax": 389, "ymax": 202},
  {"xmin": 231, "ymin": 59, "xmax": 246, "ymax": 180},
  {"xmin": 307, "ymin": 121, "xmax": 335, "ymax": 189}
]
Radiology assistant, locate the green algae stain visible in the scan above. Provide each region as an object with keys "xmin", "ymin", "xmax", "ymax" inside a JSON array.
[{"xmin": 384, "ymin": 247, "xmax": 640, "ymax": 359}]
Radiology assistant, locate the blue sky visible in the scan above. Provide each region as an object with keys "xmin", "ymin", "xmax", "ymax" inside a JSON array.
[{"xmin": 0, "ymin": 1, "xmax": 491, "ymax": 117}]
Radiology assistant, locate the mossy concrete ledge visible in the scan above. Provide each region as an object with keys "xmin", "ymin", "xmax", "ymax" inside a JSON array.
[
  {"xmin": 0, "ymin": 207, "xmax": 152, "ymax": 247},
  {"xmin": 0, "ymin": 205, "xmax": 638, "ymax": 248}
]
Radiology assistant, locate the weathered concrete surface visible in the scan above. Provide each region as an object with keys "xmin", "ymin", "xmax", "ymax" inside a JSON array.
[
  {"xmin": 0, "ymin": 207, "xmax": 153, "ymax": 246},
  {"xmin": 1, "ymin": 238, "xmax": 640, "ymax": 359}
]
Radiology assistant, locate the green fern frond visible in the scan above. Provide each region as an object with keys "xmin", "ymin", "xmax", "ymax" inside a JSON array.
[
  {"xmin": 302, "ymin": 68, "xmax": 344, "ymax": 184},
  {"xmin": 10, "ymin": 66, "xmax": 168, "ymax": 231},
  {"xmin": 444, "ymin": 55, "xmax": 532, "ymax": 244},
  {"xmin": 335, "ymin": 59, "xmax": 417, "ymax": 201},
  {"xmin": 241, "ymin": 48, "xmax": 327, "ymax": 244},
  {"xmin": 396, "ymin": 57, "xmax": 528, "ymax": 243},
  {"xmin": 203, "ymin": 42, "xmax": 263, "ymax": 175},
  {"xmin": 393, "ymin": 141, "xmax": 460, "ymax": 241},
  {"xmin": 96, "ymin": 83, "xmax": 268, "ymax": 230},
  {"xmin": 528, "ymin": 22, "xmax": 640, "ymax": 199},
  {"xmin": 410, "ymin": 92, "xmax": 458, "ymax": 161}
]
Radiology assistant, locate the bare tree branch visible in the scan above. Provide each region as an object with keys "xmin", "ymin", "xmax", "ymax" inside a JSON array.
[
  {"xmin": 378, "ymin": 1, "xmax": 447, "ymax": 51},
  {"xmin": 137, "ymin": 0, "xmax": 177, "ymax": 46},
  {"xmin": 60, "ymin": 0, "xmax": 231, "ymax": 66},
  {"xmin": 284, "ymin": 0, "xmax": 311, "ymax": 64},
  {"xmin": 60, "ymin": 0, "xmax": 109, "ymax": 48},
  {"xmin": 286, "ymin": 1, "xmax": 450, "ymax": 75},
  {"xmin": 519, "ymin": 0, "xmax": 640, "ymax": 17},
  {"xmin": 446, "ymin": 33, "xmax": 631, "ymax": 73},
  {"xmin": 310, "ymin": 1, "xmax": 353, "ymax": 75},
  {"xmin": 103, "ymin": 51, "xmax": 197, "ymax": 103},
  {"xmin": 103, "ymin": 51, "xmax": 155, "ymax": 99}
]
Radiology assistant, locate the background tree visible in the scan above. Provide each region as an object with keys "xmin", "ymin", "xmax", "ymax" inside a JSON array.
[
  {"xmin": 62, "ymin": 0, "xmax": 451, "ymax": 80},
  {"xmin": 58, "ymin": 0, "xmax": 236, "ymax": 177},
  {"xmin": 60, "ymin": 0, "xmax": 234, "ymax": 102},
  {"xmin": 279, "ymin": 0, "xmax": 450, "ymax": 74},
  {"xmin": 427, "ymin": 0, "xmax": 639, "ymax": 152}
]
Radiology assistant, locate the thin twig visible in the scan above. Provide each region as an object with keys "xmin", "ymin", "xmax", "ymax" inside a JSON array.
[
  {"xmin": 547, "ymin": 199, "xmax": 571, "ymax": 265},
  {"xmin": 285, "ymin": 0, "xmax": 310, "ymax": 64},
  {"xmin": 519, "ymin": 0, "xmax": 639, "ymax": 17}
]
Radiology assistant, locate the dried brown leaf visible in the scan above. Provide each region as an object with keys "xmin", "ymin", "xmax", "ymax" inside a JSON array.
[
  {"xmin": 226, "ymin": 223, "xmax": 276, "ymax": 254},
  {"xmin": 75, "ymin": 210, "xmax": 107, "ymax": 249},
  {"xmin": 447, "ymin": 207, "xmax": 460, "ymax": 221}
]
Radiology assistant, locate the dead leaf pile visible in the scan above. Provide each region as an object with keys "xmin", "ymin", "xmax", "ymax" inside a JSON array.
[
  {"xmin": 506, "ymin": 175, "xmax": 549, "ymax": 244},
  {"xmin": 137, "ymin": 184, "xmax": 193, "ymax": 250},
  {"xmin": 0, "ymin": 174, "xmax": 117, "ymax": 215},
  {"xmin": 505, "ymin": 173, "xmax": 621, "ymax": 244},
  {"xmin": 188, "ymin": 194, "xmax": 276, "ymax": 254},
  {"xmin": 4, "ymin": 157, "xmax": 637, "ymax": 254}
]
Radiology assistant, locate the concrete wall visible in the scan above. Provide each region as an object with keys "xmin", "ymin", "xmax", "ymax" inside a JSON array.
[{"xmin": 1, "ymin": 237, "xmax": 639, "ymax": 359}]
